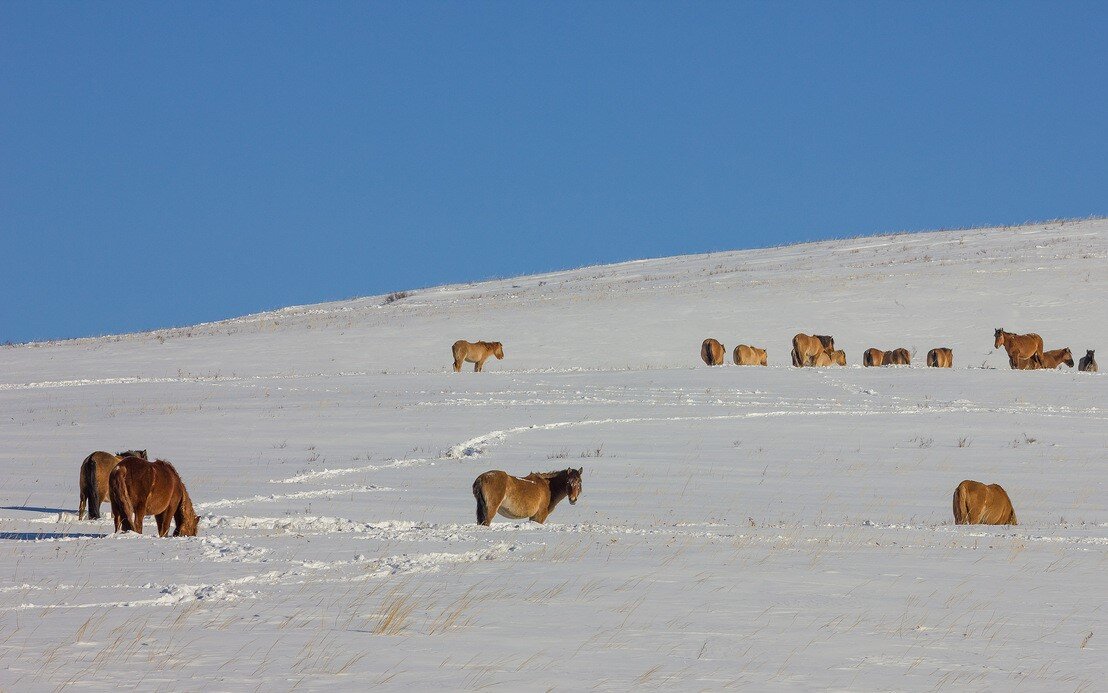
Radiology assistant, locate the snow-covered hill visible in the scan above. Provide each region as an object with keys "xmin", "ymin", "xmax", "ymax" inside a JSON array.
[{"xmin": 1, "ymin": 219, "xmax": 1105, "ymax": 690}]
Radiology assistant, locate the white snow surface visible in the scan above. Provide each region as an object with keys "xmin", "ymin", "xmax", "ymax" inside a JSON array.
[{"xmin": 1, "ymin": 219, "xmax": 1105, "ymax": 690}]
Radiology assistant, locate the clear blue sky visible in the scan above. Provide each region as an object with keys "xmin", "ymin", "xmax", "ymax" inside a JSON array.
[{"xmin": 2, "ymin": 3, "xmax": 1105, "ymax": 343}]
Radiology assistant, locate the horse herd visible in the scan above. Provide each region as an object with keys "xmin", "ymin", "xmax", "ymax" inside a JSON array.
[
  {"xmin": 66, "ymin": 327, "xmax": 1095, "ymax": 538},
  {"xmin": 698, "ymin": 328, "xmax": 1097, "ymax": 371}
]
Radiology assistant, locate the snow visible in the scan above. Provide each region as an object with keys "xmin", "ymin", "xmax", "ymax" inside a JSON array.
[{"xmin": 0, "ymin": 219, "xmax": 1105, "ymax": 690}]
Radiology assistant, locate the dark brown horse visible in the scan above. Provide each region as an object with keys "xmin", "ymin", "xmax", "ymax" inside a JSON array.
[
  {"xmin": 1037, "ymin": 347, "xmax": 1074, "ymax": 369},
  {"xmin": 863, "ymin": 348, "xmax": 884, "ymax": 367},
  {"xmin": 1078, "ymin": 350, "xmax": 1097, "ymax": 372},
  {"xmin": 701, "ymin": 338, "xmax": 726, "ymax": 366},
  {"xmin": 109, "ymin": 457, "xmax": 198, "ymax": 536},
  {"xmin": 883, "ymin": 348, "xmax": 911, "ymax": 365},
  {"xmin": 78, "ymin": 449, "xmax": 147, "ymax": 520},
  {"xmin": 926, "ymin": 348, "xmax": 953, "ymax": 368},
  {"xmin": 995, "ymin": 328, "xmax": 1043, "ymax": 369},
  {"xmin": 952, "ymin": 480, "xmax": 1017, "ymax": 525},
  {"xmin": 472, "ymin": 468, "xmax": 582, "ymax": 526}
]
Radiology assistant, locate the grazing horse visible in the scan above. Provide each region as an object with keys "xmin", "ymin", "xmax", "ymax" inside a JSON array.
[
  {"xmin": 452, "ymin": 340, "xmax": 504, "ymax": 372},
  {"xmin": 792, "ymin": 333, "xmax": 834, "ymax": 367},
  {"xmin": 926, "ymin": 348, "xmax": 953, "ymax": 368},
  {"xmin": 883, "ymin": 348, "xmax": 911, "ymax": 366},
  {"xmin": 829, "ymin": 349, "xmax": 847, "ymax": 366},
  {"xmin": 472, "ymin": 468, "xmax": 582, "ymax": 526},
  {"xmin": 733, "ymin": 344, "xmax": 767, "ymax": 366},
  {"xmin": 78, "ymin": 449, "xmax": 147, "ymax": 520},
  {"xmin": 1079, "ymin": 350, "xmax": 1097, "ymax": 372},
  {"xmin": 1037, "ymin": 347, "xmax": 1074, "ymax": 369},
  {"xmin": 995, "ymin": 328, "xmax": 1043, "ymax": 369},
  {"xmin": 863, "ymin": 348, "xmax": 884, "ymax": 367},
  {"xmin": 109, "ymin": 457, "xmax": 198, "ymax": 536},
  {"xmin": 701, "ymin": 338, "xmax": 726, "ymax": 366},
  {"xmin": 952, "ymin": 480, "xmax": 1017, "ymax": 525}
]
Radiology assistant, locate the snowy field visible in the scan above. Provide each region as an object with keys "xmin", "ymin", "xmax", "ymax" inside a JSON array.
[{"xmin": 1, "ymin": 219, "xmax": 1105, "ymax": 690}]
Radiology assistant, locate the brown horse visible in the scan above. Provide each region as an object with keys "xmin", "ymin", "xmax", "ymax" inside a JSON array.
[
  {"xmin": 733, "ymin": 344, "xmax": 767, "ymax": 366},
  {"xmin": 109, "ymin": 457, "xmax": 198, "ymax": 536},
  {"xmin": 472, "ymin": 468, "xmax": 582, "ymax": 526},
  {"xmin": 1078, "ymin": 350, "xmax": 1097, "ymax": 372},
  {"xmin": 952, "ymin": 480, "xmax": 1017, "ymax": 525},
  {"xmin": 78, "ymin": 449, "xmax": 147, "ymax": 520},
  {"xmin": 1037, "ymin": 347, "xmax": 1074, "ymax": 369},
  {"xmin": 863, "ymin": 348, "xmax": 884, "ymax": 367},
  {"xmin": 452, "ymin": 340, "xmax": 504, "ymax": 372},
  {"xmin": 701, "ymin": 338, "xmax": 726, "ymax": 366},
  {"xmin": 829, "ymin": 349, "xmax": 846, "ymax": 366},
  {"xmin": 883, "ymin": 348, "xmax": 911, "ymax": 365},
  {"xmin": 926, "ymin": 348, "xmax": 953, "ymax": 368},
  {"xmin": 792, "ymin": 333, "xmax": 834, "ymax": 367},
  {"xmin": 995, "ymin": 328, "xmax": 1043, "ymax": 369}
]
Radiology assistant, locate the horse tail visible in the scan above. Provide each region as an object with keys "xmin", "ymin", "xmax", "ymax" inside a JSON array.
[
  {"xmin": 109, "ymin": 465, "xmax": 135, "ymax": 532},
  {"xmin": 80, "ymin": 455, "xmax": 100, "ymax": 520},
  {"xmin": 952, "ymin": 482, "xmax": 969, "ymax": 525},
  {"xmin": 473, "ymin": 477, "xmax": 489, "ymax": 526}
]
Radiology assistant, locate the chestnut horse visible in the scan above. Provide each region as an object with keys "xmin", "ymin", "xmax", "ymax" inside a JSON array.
[
  {"xmin": 863, "ymin": 348, "xmax": 884, "ymax": 367},
  {"xmin": 701, "ymin": 338, "xmax": 726, "ymax": 366},
  {"xmin": 472, "ymin": 468, "xmax": 582, "ymax": 526},
  {"xmin": 1037, "ymin": 347, "xmax": 1074, "ymax": 369},
  {"xmin": 733, "ymin": 344, "xmax": 767, "ymax": 366},
  {"xmin": 452, "ymin": 340, "xmax": 504, "ymax": 372},
  {"xmin": 952, "ymin": 480, "xmax": 1017, "ymax": 525},
  {"xmin": 883, "ymin": 348, "xmax": 911, "ymax": 366},
  {"xmin": 1078, "ymin": 350, "xmax": 1097, "ymax": 372},
  {"xmin": 792, "ymin": 333, "xmax": 834, "ymax": 367},
  {"xmin": 109, "ymin": 457, "xmax": 198, "ymax": 536},
  {"xmin": 926, "ymin": 348, "xmax": 953, "ymax": 368},
  {"xmin": 78, "ymin": 449, "xmax": 147, "ymax": 520},
  {"xmin": 995, "ymin": 328, "xmax": 1043, "ymax": 369}
]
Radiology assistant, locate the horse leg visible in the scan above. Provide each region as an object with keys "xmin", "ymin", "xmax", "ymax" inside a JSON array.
[
  {"xmin": 132, "ymin": 501, "xmax": 146, "ymax": 534},
  {"xmin": 474, "ymin": 358, "xmax": 484, "ymax": 372},
  {"xmin": 481, "ymin": 488, "xmax": 506, "ymax": 526},
  {"xmin": 156, "ymin": 510, "xmax": 173, "ymax": 537},
  {"xmin": 453, "ymin": 355, "xmax": 463, "ymax": 372},
  {"xmin": 78, "ymin": 492, "xmax": 86, "ymax": 521}
]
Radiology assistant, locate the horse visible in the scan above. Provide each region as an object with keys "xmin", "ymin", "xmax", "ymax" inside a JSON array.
[
  {"xmin": 863, "ymin": 348, "xmax": 884, "ymax": 367},
  {"xmin": 733, "ymin": 344, "xmax": 767, "ymax": 366},
  {"xmin": 1078, "ymin": 350, "xmax": 1097, "ymax": 372},
  {"xmin": 995, "ymin": 328, "xmax": 1043, "ymax": 369},
  {"xmin": 109, "ymin": 457, "xmax": 198, "ymax": 536},
  {"xmin": 701, "ymin": 338, "xmax": 726, "ymax": 366},
  {"xmin": 792, "ymin": 333, "xmax": 834, "ymax": 367},
  {"xmin": 829, "ymin": 349, "xmax": 847, "ymax": 366},
  {"xmin": 926, "ymin": 348, "xmax": 953, "ymax": 368},
  {"xmin": 952, "ymin": 480, "xmax": 1017, "ymax": 525},
  {"xmin": 78, "ymin": 449, "xmax": 147, "ymax": 520},
  {"xmin": 1037, "ymin": 347, "xmax": 1074, "ymax": 369},
  {"xmin": 472, "ymin": 468, "xmax": 582, "ymax": 526},
  {"xmin": 452, "ymin": 340, "xmax": 504, "ymax": 372},
  {"xmin": 883, "ymin": 348, "xmax": 911, "ymax": 366}
]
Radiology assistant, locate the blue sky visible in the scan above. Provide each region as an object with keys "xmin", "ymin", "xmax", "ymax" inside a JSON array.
[{"xmin": 2, "ymin": 3, "xmax": 1105, "ymax": 343}]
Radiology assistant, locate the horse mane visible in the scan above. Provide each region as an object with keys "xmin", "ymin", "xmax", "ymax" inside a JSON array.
[{"xmin": 531, "ymin": 469, "xmax": 571, "ymax": 479}]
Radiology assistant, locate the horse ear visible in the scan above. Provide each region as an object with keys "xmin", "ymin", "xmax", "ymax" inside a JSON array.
[{"xmin": 577, "ymin": 467, "xmax": 583, "ymax": 475}]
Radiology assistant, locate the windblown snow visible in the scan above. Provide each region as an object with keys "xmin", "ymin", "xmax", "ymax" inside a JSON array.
[{"xmin": 1, "ymin": 219, "xmax": 1105, "ymax": 690}]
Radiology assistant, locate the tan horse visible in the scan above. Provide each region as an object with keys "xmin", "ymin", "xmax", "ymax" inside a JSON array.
[
  {"xmin": 1037, "ymin": 347, "xmax": 1074, "ymax": 369},
  {"xmin": 733, "ymin": 344, "xmax": 767, "ymax": 366},
  {"xmin": 701, "ymin": 338, "xmax": 726, "ymax": 366},
  {"xmin": 109, "ymin": 457, "xmax": 198, "ymax": 536},
  {"xmin": 863, "ymin": 348, "xmax": 884, "ymax": 367},
  {"xmin": 995, "ymin": 328, "xmax": 1043, "ymax": 369},
  {"xmin": 883, "ymin": 348, "xmax": 911, "ymax": 365},
  {"xmin": 78, "ymin": 449, "xmax": 147, "ymax": 520},
  {"xmin": 926, "ymin": 348, "xmax": 953, "ymax": 368},
  {"xmin": 472, "ymin": 468, "xmax": 582, "ymax": 526},
  {"xmin": 792, "ymin": 333, "xmax": 834, "ymax": 367},
  {"xmin": 1078, "ymin": 350, "xmax": 1097, "ymax": 372},
  {"xmin": 952, "ymin": 480, "xmax": 1017, "ymax": 525},
  {"xmin": 829, "ymin": 349, "xmax": 846, "ymax": 366},
  {"xmin": 452, "ymin": 340, "xmax": 504, "ymax": 372}
]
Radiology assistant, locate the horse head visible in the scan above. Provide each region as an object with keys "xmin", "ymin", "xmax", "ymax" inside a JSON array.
[
  {"xmin": 566, "ymin": 468, "xmax": 583, "ymax": 505},
  {"xmin": 493, "ymin": 342, "xmax": 504, "ymax": 359},
  {"xmin": 994, "ymin": 328, "xmax": 1006, "ymax": 349}
]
